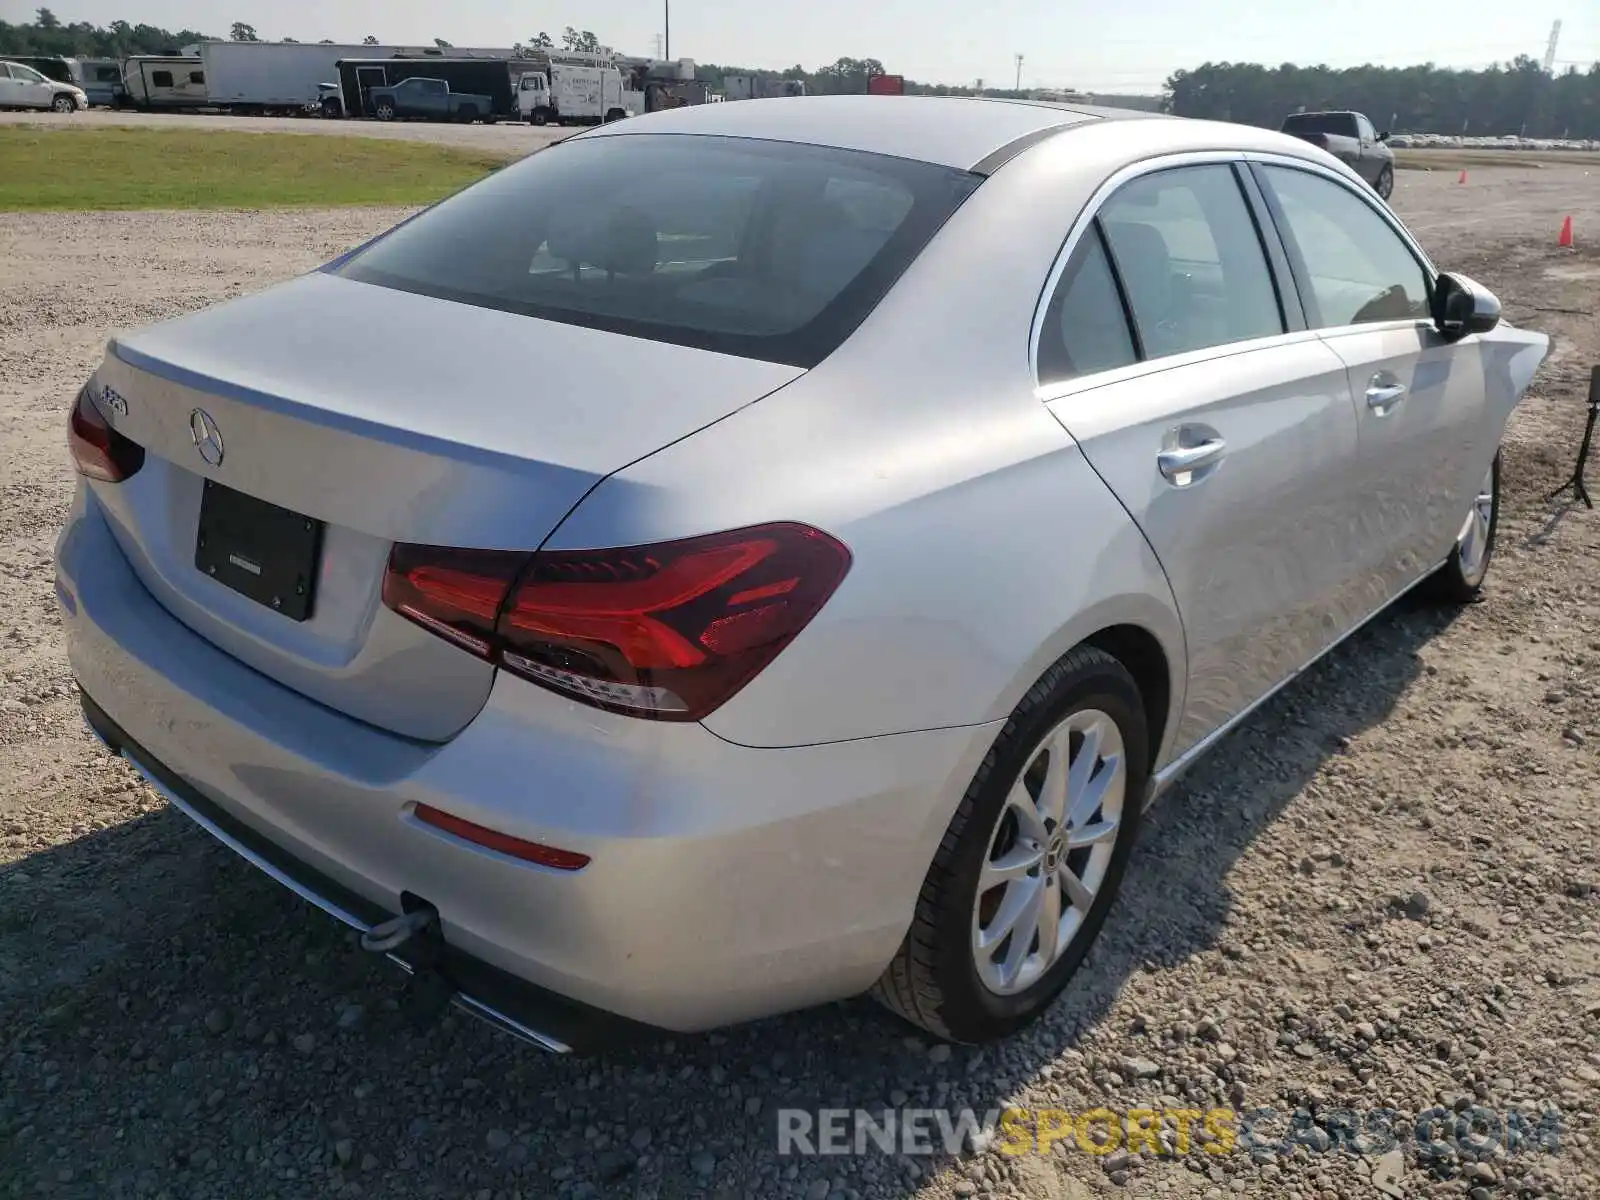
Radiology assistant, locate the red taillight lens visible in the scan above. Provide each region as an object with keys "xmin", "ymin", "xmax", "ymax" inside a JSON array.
[
  {"xmin": 381, "ymin": 522, "xmax": 852, "ymax": 721},
  {"xmin": 67, "ymin": 387, "xmax": 144, "ymax": 483},
  {"xmin": 413, "ymin": 803, "xmax": 590, "ymax": 870},
  {"xmin": 380, "ymin": 545, "xmax": 523, "ymax": 658}
]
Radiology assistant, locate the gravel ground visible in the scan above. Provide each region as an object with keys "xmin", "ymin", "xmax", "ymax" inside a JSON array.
[
  {"xmin": 2, "ymin": 168, "xmax": 1598, "ymax": 1200},
  {"xmin": 0, "ymin": 107, "xmax": 569, "ymax": 157}
]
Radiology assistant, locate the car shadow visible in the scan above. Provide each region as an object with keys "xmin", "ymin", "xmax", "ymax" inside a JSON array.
[{"xmin": 1, "ymin": 597, "xmax": 1451, "ymax": 1199}]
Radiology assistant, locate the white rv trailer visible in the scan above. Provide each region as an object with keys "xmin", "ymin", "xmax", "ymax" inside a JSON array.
[{"xmin": 121, "ymin": 56, "xmax": 208, "ymax": 109}]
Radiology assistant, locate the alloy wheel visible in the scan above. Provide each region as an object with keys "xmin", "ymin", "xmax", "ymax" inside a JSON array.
[
  {"xmin": 971, "ymin": 707, "xmax": 1126, "ymax": 995},
  {"xmin": 1455, "ymin": 461, "xmax": 1496, "ymax": 583}
]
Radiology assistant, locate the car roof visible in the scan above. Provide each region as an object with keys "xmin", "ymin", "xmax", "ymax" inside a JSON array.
[
  {"xmin": 577, "ymin": 94, "xmax": 1340, "ymax": 176},
  {"xmin": 577, "ymin": 94, "xmax": 1171, "ymax": 173}
]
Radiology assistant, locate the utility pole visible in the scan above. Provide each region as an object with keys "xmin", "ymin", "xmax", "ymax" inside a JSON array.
[
  {"xmin": 664, "ymin": 0, "xmax": 671, "ymax": 60},
  {"xmin": 1014, "ymin": 53, "xmax": 1023, "ymax": 92},
  {"xmin": 653, "ymin": 33, "xmax": 664, "ymax": 58}
]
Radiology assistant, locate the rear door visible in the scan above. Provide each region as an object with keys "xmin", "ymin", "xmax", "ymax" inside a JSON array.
[
  {"xmin": 1251, "ymin": 161, "xmax": 1486, "ymax": 596},
  {"xmin": 11, "ymin": 63, "xmax": 53, "ymax": 108},
  {"xmin": 1039, "ymin": 159, "xmax": 1369, "ymax": 754}
]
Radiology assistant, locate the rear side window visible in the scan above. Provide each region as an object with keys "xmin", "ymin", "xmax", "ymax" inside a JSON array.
[
  {"xmin": 334, "ymin": 134, "xmax": 982, "ymax": 367},
  {"xmin": 152, "ymin": 71, "xmax": 173, "ymax": 87},
  {"xmin": 190, "ymin": 71, "xmax": 205, "ymax": 86},
  {"xmin": 1038, "ymin": 227, "xmax": 1138, "ymax": 385},
  {"xmin": 1098, "ymin": 164, "xmax": 1284, "ymax": 360}
]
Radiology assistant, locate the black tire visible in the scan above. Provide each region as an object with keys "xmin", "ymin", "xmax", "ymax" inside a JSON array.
[
  {"xmin": 52, "ymin": 94, "xmax": 78, "ymax": 114},
  {"xmin": 457, "ymin": 105, "xmax": 478, "ymax": 123},
  {"xmin": 603, "ymin": 107, "xmax": 626, "ymax": 123},
  {"xmin": 374, "ymin": 101, "xmax": 395, "ymax": 122},
  {"xmin": 872, "ymin": 645, "xmax": 1150, "ymax": 1044},
  {"xmin": 530, "ymin": 107, "xmax": 551, "ymax": 126},
  {"xmin": 1374, "ymin": 164, "xmax": 1395, "ymax": 201},
  {"xmin": 1422, "ymin": 449, "xmax": 1500, "ymax": 605}
]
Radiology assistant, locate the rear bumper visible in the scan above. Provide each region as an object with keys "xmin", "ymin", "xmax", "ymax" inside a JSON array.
[
  {"xmin": 56, "ymin": 484, "xmax": 998, "ymax": 1037},
  {"xmin": 80, "ymin": 690, "xmax": 630, "ymax": 1054}
]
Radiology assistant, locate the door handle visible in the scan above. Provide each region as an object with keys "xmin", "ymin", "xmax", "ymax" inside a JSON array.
[
  {"xmin": 1157, "ymin": 438, "xmax": 1227, "ymax": 484},
  {"xmin": 1366, "ymin": 380, "xmax": 1407, "ymax": 414}
]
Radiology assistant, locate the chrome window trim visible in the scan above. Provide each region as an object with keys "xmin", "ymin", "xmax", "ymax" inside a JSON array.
[{"xmin": 1029, "ymin": 148, "xmax": 1443, "ymax": 395}]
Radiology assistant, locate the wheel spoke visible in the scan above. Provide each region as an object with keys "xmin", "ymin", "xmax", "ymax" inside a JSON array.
[
  {"xmin": 1003, "ymin": 780, "xmax": 1050, "ymax": 844},
  {"xmin": 1060, "ymin": 863, "xmax": 1096, "ymax": 912},
  {"xmin": 980, "ymin": 842, "xmax": 1043, "ymax": 890},
  {"xmin": 998, "ymin": 883, "xmax": 1044, "ymax": 985},
  {"xmin": 977, "ymin": 876, "xmax": 1041, "ymax": 952},
  {"xmin": 1037, "ymin": 729, "xmax": 1073, "ymax": 827},
  {"xmin": 1034, "ymin": 875, "xmax": 1063, "ymax": 962},
  {"xmin": 1062, "ymin": 717, "xmax": 1102, "ymax": 820},
  {"xmin": 1066, "ymin": 818, "xmax": 1119, "ymax": 849},
  {"xmin": 1067, "ymin": 752, "xmax": 1120, "ymax": 831}
]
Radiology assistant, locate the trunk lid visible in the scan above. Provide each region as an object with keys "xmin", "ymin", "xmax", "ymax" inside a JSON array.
[{"xmin": 91, "ymin": 271, "xmax": 803, "ymax": 741}]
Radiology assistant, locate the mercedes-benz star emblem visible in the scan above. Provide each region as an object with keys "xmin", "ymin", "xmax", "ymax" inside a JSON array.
[{"xmin": 189, "ymin": 408, "xmax": 224, "ymax": 467}]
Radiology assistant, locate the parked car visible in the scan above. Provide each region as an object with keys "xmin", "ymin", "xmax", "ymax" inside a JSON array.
[
  {"xmin": 59, "ymin": 96, "xmax": 1546, "ymax": 1052},
  {"xmin": 0, "ymin": 60, "xmax": 87, "ymax": 112},
  {"xmin": 1281, "ymin": 110, "xmax": 1396, "ymax": 199},
  {"xmin": 367, "ymin": 75, "xmax": 496, "ymax": 123}
]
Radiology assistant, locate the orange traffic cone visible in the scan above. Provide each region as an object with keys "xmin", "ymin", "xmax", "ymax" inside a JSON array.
[
  {"xmin": 1558, "ymin": 215, "xmax": 1574, "ymax": 248},
  {"xmin": 1457, "ymin": 169, "xmax": 1467, "ymax": 184}
]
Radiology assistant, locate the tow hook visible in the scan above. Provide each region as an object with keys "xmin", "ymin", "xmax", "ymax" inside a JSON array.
[{"xmin": 359, "ymin": 905, "xmax": 438, "ymax": 953}]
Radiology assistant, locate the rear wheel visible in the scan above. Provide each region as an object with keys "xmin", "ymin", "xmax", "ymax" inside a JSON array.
[
  {"xmin": 1423, "ymin": 450, "xmax": 1500, "ymax": 604},
  {"xmin": 1374, "ymin": 164, "xmax": 1395, "ymax": 200},
  {"xmin": 872, "ymin": 645, "xmax": 1149, "ymax": 1044},
  {"xmin": 457, "ymin": 104, "xmax": 478, "ymax": 123}
]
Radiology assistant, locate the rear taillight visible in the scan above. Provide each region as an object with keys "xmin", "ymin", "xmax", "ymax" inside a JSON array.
[
  {"xmin": 67, "ymin": 387, "xmax": 144, "ymax": 483},
  {"xmin": 382, "ymin": 523, "xmax": 852, "ymax": 721}
]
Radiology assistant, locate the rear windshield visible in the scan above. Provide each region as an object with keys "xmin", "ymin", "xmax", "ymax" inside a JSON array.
[
  {"xmin": 332, "ymin": 133, "xmax": 983, "ymax": 367},
  {"xmin": 1282, "ymin": 114, "xmax": 1355, "ymax": 136}
]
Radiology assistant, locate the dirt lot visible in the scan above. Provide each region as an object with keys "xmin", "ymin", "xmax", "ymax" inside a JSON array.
[
  {"xmin": 1, "ymin": 168, "xmax": 1598, "ymax": 1200},
  {"xmin": 0, "ymin": 107, "xmax": 569, "ymax": 157}
]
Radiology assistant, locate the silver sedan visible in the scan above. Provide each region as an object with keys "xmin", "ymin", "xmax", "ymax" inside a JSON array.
[{"xmin": 57, "ymin": 95, "xmax": 1548, "ymax": 1050}]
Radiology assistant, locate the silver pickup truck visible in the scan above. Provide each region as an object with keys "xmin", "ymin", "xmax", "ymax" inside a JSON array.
[{"xmin": 1281, "ymin": 110, "xmax": 1396, "ymax": 200}]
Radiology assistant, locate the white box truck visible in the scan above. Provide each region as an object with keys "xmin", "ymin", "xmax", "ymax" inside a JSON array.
[{"xmin": 516, "ymin": 62, "xmax": 642, "ymax": 125}]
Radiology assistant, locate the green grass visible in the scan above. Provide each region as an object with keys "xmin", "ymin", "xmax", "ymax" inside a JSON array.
[{"xmin": 0, "ymin": 127, "xmax": 513, "ymax": 211}]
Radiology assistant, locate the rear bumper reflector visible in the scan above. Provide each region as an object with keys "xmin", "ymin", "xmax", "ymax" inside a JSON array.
[{"xmin": 413, "ymin": 803, "xmax": 591, "ymax": 871}]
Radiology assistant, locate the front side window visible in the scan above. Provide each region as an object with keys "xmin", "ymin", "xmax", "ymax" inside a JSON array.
[
  {"xmin": 190, "ymin": 71, "xmax": 205, "ymax": 86},
  {"xmin": 1259, "ymin": 165, "xmax": 1431, "ymax": 328},
  {"xmin": 152, "ymin": 71, "xmax": 173, "ymax": 88},
  {"xmin": 14, "ymin": 65, "xmax": 47, "ymax": 84},
  {"xmin": 335, "ymin": 134, "xmax": 982, "ymax": 367},
  {"xmin": 1097, "ymin": 164, "xmax": 1284, "ymax": 361}
]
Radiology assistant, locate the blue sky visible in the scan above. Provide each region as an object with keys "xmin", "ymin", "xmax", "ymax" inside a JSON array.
[{"xmin": 25, "ymin": 0, "xmax": 1600, "ymax": 92}]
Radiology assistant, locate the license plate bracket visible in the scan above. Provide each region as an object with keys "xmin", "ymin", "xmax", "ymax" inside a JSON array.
[{"xmin": 194, "ymin": 479, "xmax": 323, "ymax": 622}]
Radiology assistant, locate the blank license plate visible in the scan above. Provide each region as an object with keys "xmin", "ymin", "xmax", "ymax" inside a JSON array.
[{"xmin": 194, "ymin": 479, "xmax": 323, "ymax": 622}]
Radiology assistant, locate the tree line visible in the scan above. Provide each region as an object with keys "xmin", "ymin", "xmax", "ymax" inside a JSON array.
[
  {"xmin": 1166, "ymin": 58, "xmax": 1600, "ymax": 139},
  {"xmin": 8, "ymin": 10, "xmax": 1598, "ymax": 137}
]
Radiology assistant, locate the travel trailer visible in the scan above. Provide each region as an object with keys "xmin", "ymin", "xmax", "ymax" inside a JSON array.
[{"xmin": 121, "ymin": 56, "xmax": 208, "ymax": 109}]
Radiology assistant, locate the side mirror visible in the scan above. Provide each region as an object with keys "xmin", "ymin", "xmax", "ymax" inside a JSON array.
[
  {"xmin": 1377, "ymin": 130, "xmax": 1390, "ymax": 142},
  {"xmin": 1432, "ymin": 272, "xmax": 1501, "ymax": 341}
]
